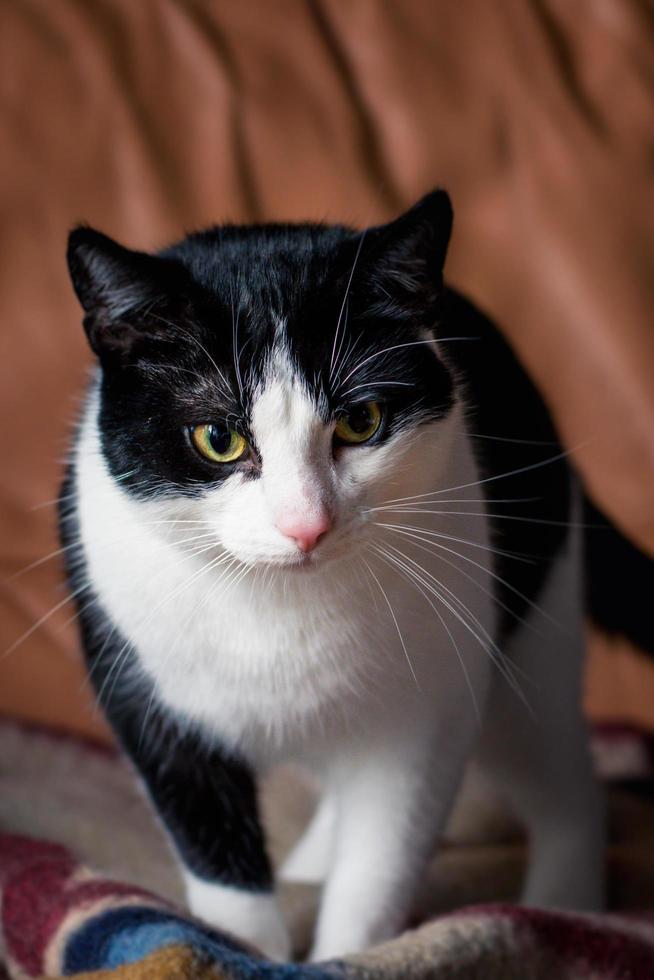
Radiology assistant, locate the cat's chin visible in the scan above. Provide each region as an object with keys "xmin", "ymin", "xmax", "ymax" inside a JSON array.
[
  {"xmin": 268, "ymin": 553, "xmax": 330, "ymax": 573},
  {"xmin": 248, "ymin": 545, "xmax": 348, "ymax": 575}
]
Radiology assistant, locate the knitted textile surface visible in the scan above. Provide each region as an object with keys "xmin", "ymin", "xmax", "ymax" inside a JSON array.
[
  {"xmin": 1, "ymin": 718, "xmax": 654, "ymax": 978},
  {"xmin": 3, "ymin": 833, "xmax": 654, "ymax": 980}
]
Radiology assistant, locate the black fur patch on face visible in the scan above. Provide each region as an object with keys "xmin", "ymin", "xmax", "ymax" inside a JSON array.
[{"xmin": 67, "ymin": 192, "xmax": 455, "ymax": 500}]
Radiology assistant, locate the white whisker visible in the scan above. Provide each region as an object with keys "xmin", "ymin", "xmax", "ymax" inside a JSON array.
[
  {"xmin": 339, "ymin": 380, "xmax": 413, "ymax": 398},
  {"xmin": 371, "ymin": 543, "xmax": 481, "ymax": 725},
  {"xmin": 230, "ymin": 280, "xmax": 245, "ymax": 403},
  {"xmin": 374, "ymin": 521, "xmax": 535, "ymax": 563},
  {"xmin": 380, "ymin": 522, "xmax": 562, "ymax": 630},
  {"xmin": 369, "ymin": 496, "xmax": 539, "ymax": 510},
  {"xmin": 2, "ymin": 583, "xmax": 91, "ymax": 662},
  {"xmin": 330, "ymin": 230, "xmax": 367, "ymax": 383},
  {"xmin": 337, "ymin": 337, "xmax": 473, "ymax": 389},
  {"xmin": 371, "ymin": 507, "xmax": 595, "ymax": 529},
  {"xmin": 149, "ymin": 314, "xmax": 231, "ymax": 396},
  {"xmin": 380, "ymin": 446, "xmax": 581, "ymax": 505},
  {"xmin": 361, "ymin": 556, "xmax": 420, "ymax": 690},
  {"xmin": 97, "ymin": 548, "xmax": 237, "ymax": 707},
  {"xmin": 372, "ymin": 540, "xmax": 530, "ymax": 710}
]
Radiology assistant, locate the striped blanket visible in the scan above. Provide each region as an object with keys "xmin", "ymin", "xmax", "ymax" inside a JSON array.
[{"xmin": 1, "ymin": 718, "xmax": 653, "ymax": 978}]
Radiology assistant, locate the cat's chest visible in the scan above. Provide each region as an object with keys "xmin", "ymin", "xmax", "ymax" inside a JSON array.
[{"xmin": 81, "ymin": 506, "xmax": 400, "ymax": 757}]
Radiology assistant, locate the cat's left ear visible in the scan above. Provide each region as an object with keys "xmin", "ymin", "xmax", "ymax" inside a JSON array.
[
  {"xmin": 67, "ymin": 227, "xmax": 188, "ymax": 362},
  {"xmin": 365, "ymin": 190, "xmax": 453, "ymax": 304}
]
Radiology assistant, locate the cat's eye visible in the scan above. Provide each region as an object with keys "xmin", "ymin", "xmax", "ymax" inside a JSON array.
[
  {"xmin": 190, "ymin": 423, "xmax": 248, "ymax": 463},
  {"xmin": 334, "ymin": 401, "xmax": 382, "ymax": 445}
]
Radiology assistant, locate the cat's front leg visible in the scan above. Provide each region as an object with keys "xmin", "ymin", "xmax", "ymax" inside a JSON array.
[
  {"xmin": 94, "ymin": 672, "xmax": 290, "ymax": 960},
  {"xmin": 310, "ymin": 719, "xmax": 478, "ymax": 962},
  {"xmin": 183, "ymin": 871, "xmax": 289, "ymax": 961},
  {"xmin": 134, "ymin": 717, "xmax": 289, "ymax": 959}
]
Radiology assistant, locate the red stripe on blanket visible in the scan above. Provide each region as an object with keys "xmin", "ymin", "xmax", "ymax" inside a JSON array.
[
  {"xmin": 459, "ymin": 904, "xmax": 654, "ymax": 978},
  {"xmin": 0, "ymin": 834, "xmax": 70, "ymax": 884},
  {"xmin": 2, "ymin": 851, "xmax": 75, "ymax": 973},
  {"xmin": 0, "ymin": 833, "xmax": 159, "ymax": 974},
  {"xmin": 516, "ymin": 906, "xmax": 654, "ymax": 979}
]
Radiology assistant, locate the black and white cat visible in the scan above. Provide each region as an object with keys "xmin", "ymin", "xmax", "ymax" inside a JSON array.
[{"xmin": 61, "ymin": 191, "xmax": 605, "ymax": 961}]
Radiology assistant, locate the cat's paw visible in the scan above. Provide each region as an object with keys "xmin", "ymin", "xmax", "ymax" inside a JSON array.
[{"xmin": 184, "ymin": 872, "xmax": 291, "ymax": 961}]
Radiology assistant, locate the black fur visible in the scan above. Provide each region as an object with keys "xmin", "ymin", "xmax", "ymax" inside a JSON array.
[
  {"xmin": 439, "ymin": 289, "xmax": 570, "ymax": 640},
  {"xmin": 584, "ymin": 498, "xmax": 654, "ymax": 655}
]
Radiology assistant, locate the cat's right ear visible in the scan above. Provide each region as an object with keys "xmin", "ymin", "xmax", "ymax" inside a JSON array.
[{"xmin": 67, "ymin": 227, "xmax": 183, "ymax": 362}]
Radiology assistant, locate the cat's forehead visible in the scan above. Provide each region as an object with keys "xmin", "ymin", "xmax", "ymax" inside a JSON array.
[
  {"xmin": 162, "ymin": 230, "xmax": 373, "ymax": 409},
  {"xmin": 250, "ymin": 347, "xmax": 326, "ymax": 450},
  {"xmin": 145, "ymin": 219, "xmax": 453, "ymax": 429},
  {"xmin": 167, "ymin": 223, "xmax": 354, "ymax": 314}
]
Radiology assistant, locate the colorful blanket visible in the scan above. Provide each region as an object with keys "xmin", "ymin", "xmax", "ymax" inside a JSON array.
[
  {"xmin": 2, "ymin": 832, "xmax": 654, "ymax": 979},
  {"xmin": 1, "ymin": 719, "xmax": 654, "ymax": 978}
]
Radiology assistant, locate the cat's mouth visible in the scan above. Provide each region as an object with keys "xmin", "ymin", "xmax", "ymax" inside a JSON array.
[
  {"xmin": 215, "ymin": 520, "xmax": 364, "ymax": 573},
  {"xmin": 285, "ymin": 551, "xmax": 323, "ymax": 571},
  {"xmin": 256, "ymin": 541, "xmax": 345, "ymax": 573},
  {"xmin": 278, "ymin": 535, "xmax": 357, "ymax": 573}
]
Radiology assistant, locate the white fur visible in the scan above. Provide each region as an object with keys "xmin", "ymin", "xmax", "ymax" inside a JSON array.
[
  {"xmin": 75, "ymin": 349, "xmax": 602, "ymax": 960},
  {"xmin": 184, "ymin": 871, "xmax": 290, "ymax": 960}
]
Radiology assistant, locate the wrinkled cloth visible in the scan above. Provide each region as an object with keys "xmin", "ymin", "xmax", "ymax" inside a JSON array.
[{"xmin": 2, "ymin": 833, "xmax": 654, "ymax": 980}]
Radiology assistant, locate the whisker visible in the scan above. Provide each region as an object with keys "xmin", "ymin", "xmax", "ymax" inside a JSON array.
[
  {"xmin": 149, "ymin": 314, "xmax": 232, "ymax": 396},
  {"xmin": 337, "ymin": 337, "xmax": 474, "ymax": 389},
  {"xmin": 230, "ymin": 280, "xmax": 245, "ymax": 403},
  {"xmin": 372, "ymin": 507, "xmax": 598, "ymax": 529},
  {"xmin": 369, "ymin": 496, "xmax": 540, "ymax": 510},
  {"xmin": 468, "ymin": 433, "xmax": 559, "ymax": 446},
  {"xmin": 5, "ymin": 524, "xmax": 221, "ymax": 582},
  {"xmin": 6, "ymin": 542, "xmax": 82, "ymax": 581},
  {"xmin": 385, "ymin": 526, "xmax": 538, "ymax": 635},
  {"xmin": 361, "ymin": 556, "xmax": 420, "ymax": 690},
  {"xmin": 136, "ymin": 554, "xmax": 250, "ymax": 750},
  {"xmin": 380, "ymin": 447, "xmax": 581, "ymax": 505},
  {"xmin": 97, "ymin": 549, "xmax": 236, "ymax": 707},
  {"xmin": 330, "ymin": 230, "xmax": 367, "ymax": 383},
  {"xmin": 374, "ymin": 521, "xmax": 535, "ymax": 563},
  {"xmin": 379, "ymin": 540, "xmax": 506, "ymax": 664},
  {"xmin": 2, "ymin": 582, "xmax": 91, "ymax": 662},
  {"xmin": 330, "ymin": 329, "xmax": 363, "ymax": 390},
  {"xmin": 87, "ymin": 544, "xmax": 235, "ymax": 689},
  {"xmin": 371, "ymin": 543, "xmax": 481, "ymax": 724},
  {"xmin": 372, "ymin": 540, "xmax": 530, "ymax": 709},
  {"xmin": 339, "ymin": 380, "xmax": 413, "ymax": 398},
  {"xmin": 381, "ymin": 523, "xmax": 561, "ymax": 630}
]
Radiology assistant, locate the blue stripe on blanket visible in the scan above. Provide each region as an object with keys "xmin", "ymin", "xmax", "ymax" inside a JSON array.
[{"xmin": 63, "ymin": 905, "xmax": 342, "ymax": 978}]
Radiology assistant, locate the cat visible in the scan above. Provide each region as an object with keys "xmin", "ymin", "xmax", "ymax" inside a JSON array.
[{"xmin": 61, "ymin": 190, "xmax": 606, "ymax": 962}]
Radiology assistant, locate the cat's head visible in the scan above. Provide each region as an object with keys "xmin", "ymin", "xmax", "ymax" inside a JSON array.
[{"xmin": 67, "ymin": 191, "xmax": 459, "ymax": 572}]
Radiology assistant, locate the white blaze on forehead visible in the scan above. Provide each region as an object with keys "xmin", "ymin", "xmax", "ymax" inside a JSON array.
[{"xmin": 251, "ymin": 351, "xmax": 333, "ymax": 522}]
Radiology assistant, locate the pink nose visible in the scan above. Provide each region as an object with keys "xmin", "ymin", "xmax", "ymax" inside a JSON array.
[{"xmin": 276, "ymin": 510, "xmax": 333, "ymax": 553}]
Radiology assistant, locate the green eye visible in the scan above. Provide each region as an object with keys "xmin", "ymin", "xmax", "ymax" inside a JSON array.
[
  {"xmin": 334, "ymin": 401, "xmax": 382, "ymax": 445},
  {"xmin": 190, "ymin": 423, "xmax": 248, "ymax": 463}
]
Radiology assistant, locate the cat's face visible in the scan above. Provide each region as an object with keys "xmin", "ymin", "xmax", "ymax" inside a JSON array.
[{"xmin": 67, "ymin": 192, "xmax": 457, "ymax": 571}]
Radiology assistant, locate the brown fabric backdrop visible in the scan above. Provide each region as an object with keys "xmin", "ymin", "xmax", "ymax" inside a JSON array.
[{"xmin": 1, "ymin": 0, "xmax": 653, "ymax": 739}]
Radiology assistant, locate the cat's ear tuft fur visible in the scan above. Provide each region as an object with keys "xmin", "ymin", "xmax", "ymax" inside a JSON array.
[
  {"xmin": 365, "ymin": 190, "xmax": 453, "ymax": 309},
  {"xmin": 389, "ymin": 189, "xmax": 453, "ymax": 271},
  {"xmin": 67, "ymin": 227, "xmax": 182, "ymax": 361}
]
